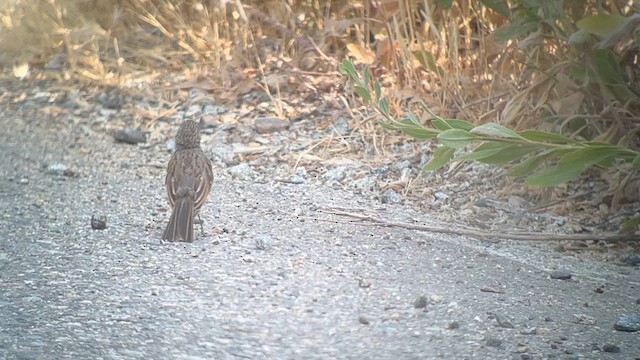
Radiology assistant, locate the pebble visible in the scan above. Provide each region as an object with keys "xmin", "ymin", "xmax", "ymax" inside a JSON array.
[
  {"xmin": 229, "ymin": 163, "xmax": 254, "ymax": 180},
  {"xmin": 325, "ymin": 166, "xmax": 347, "ymax": 182},
  {"xmin": 494, "ymin": 314, "xmax": 514, "ymax": 329},
  {"xmin": 447, "ymin": 321, "xmax": 460, "ymax": 330},
  {"xmin": 613, "ymin": 314, "xmax": 640, "ymax": 332},
  {"xmin": 623, "ymin": 253, "xmax": 640, "ymax": 266},
  {"xmin": 18, "ymin": 178, "xmax": 29, "ymax": 185},
  {"xmin": 47, "ymin": 163, "xmax": 68, "ymax": 175},
  {"xmin": 91, "ymin": 215, "xmax": 107, "ymax": 230},
  {"xmin": 434, "ymin": 191, "xmax": 449, "ymax": 201},
  {"xmin": 550, "ymin": 269, "xmax": 572, "ymax": 280},
  {"xmin": 381, "ymin": 189, "xmax": 401, "ymax": 204},
  {"xmin": 358, "ymin": 316, "xmax": 370, "ymax": 325},
  {"xmin": 254, "ymin": 117, "xmax": 289, "ymax": 134},
  {"xmin": 333, "ymin": 117, "xmax": 350, "ymax": 136},
  {"xmin": 602, "ymin": 344, "xmax": 620, "ymax": 353},
  {"xmin": 413, "ymin": 295, "xmax": 428, "ymax": 309},
  {"xmin": 485, "ymin": 337, "xmax": 502, "ymax": 348},
  {"xmin": 254, "ymin": 236, "xmax": 272, "ymax": 250},
  {"xmin": 113, "ymin": 128, "xmax": 147, "ymax": 145}
]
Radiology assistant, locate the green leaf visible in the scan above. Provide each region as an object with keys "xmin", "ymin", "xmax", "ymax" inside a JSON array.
[
  {"xmin": 453, "ymin": 142, "xmax": 511, "ymax": 162},
  {"xmin": 470, "ymin": 123, "xmax": 523, "ymax": 139},
  {"xmin": 423, "ymin": 146, "xmax": 455, "ymax": 171},
  {"xmin": 374, "ymin": 81, "xmax": 382, "ymax": 100},
  {"xmin": 576, "ymin": 15, "xmax": 625, "ymax": 36},
  {"xmin": 338, "ymin": 59, "xmax": 360, "ymax": 83},
  {"xmin": 480, "ymin": 0, "xmax": 509, "ymax": 18},
  {"xmin": 363, "ymin": 67, "xmax": 372, "ymax": 87},
  {"xmin": 594, "ymin": 49, "xmax": 626, "ymax": 85},
  {"xmin": 525, "ymin": 147, "xmax": 623, "ymax": 186},
  {"xmin": 437, "ymin": 129, "xmax": 478, "ymax": 149},
  {"xmin": 519, "ymin": 130, "xmax": 577, "ymax": 144},
  {"xmin": 525, "ymin": 161, "xmax": 584, "ymax": 187},
  {"xmin": 438, "ymin": 0, "xmax": 454, "ymax": 9},
  {"xmin": 401, "ymin": 127, "xmax": 440, "ymax": 140},
  {"xmin": 354, "ymin": 85, "xmax": 371, "ymax": 101},
  {"xmin": 493, "ymin": 18, "xmax": 538, "ymax": 42},
  {"xmin": 378, "ymin": 98, "xmax": 390, "ymax": 117},
  {"xmin": 507, "ymin": 151, "xmax": 552, "ymax": 177},
  {"xmin": 632, "ymin": 154, "xmax": 640, "ymax": 170},
  {"xmin": 432, "ymin": 119, "xmax": 475, "ymax": 131},
  {"xmin": 478, "ymin": 144, "xmax": 539, "ymax": 164},
  {"xmin": 620, "ymin": 214, "xmax": 640, "ymax": 233}
]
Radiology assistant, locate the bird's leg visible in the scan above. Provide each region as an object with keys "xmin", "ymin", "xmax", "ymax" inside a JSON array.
[{"xmin": 196, "ymin": 213, "xmax": 205, "ymax": 235}]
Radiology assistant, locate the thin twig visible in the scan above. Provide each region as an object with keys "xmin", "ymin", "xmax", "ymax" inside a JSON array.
[{"xmin": 315, "ymin": 207, "xmax": 640, "ymax": 242}]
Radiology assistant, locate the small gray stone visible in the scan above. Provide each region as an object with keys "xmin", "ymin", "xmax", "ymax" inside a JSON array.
[
  {"xmin": 475, "ymin": 198, "xmax": 489, "ymax": 207},
  {"xmin": 550, "ymin": 269, "xmax": 572, "ymax": 280},
  {"xmin": 623, "ymin": 253, "xmax": 640, "ymax": 266},
  {"xmin": 485, "ymin": 337, "xmax": 502, "ymax": 348},
  {"xmin": 613, "ymin": 314, "xmax": 640, "ymax": 332},
  {"xmin": 47, "ymin": 163, "xmax": 68, "ymax": 175},
  {"xmin": 325, "ymin": 166, "xmax": 347, "ymax": 183},
  {"xmin": 254, "ymin": 117, "xmax": 289, "ymax": 134},
  {"xmin": 185, "ymin": 104, "xmax": 202, "ymax": 117},
  {"xmin": 358, "ymin": 316, "xmax": 370, "ymax": 325},
  {"xmin": 381, "ymin": 189, "xmax": 401, "ymax": 204},
  {"xmin": 602, "ymin": 344, "xmax": 620, "ymax": 353},
  {"xmin": 91, "ymin": 215, "xmax": 107, "ymax": 230},
  {"xmin": 229, "ymin": 163, "xmax": 254, "ymax": 180},
  {"xmin": 447, "ymin": 321, "xmax": 460, "ymax": 330},
  {"xmin": 333, "ymin": 117, "xmax": 350, "ymax": 136},
  {"xmin": 434, "ymin": 191, "xmax": 449, "ymax": 201},
  {"xmin": 495, "ymin": 314, "xmax": 514, "ymax": 329},
  {"xmin": 414, "ymin": 295, "xmax": 428, "ymax": 309},
  {"xmin": 113, "ymin": 128, "xmax": 147, "ymax": 145},
  {"xmin": 255, "ymin": 236, "xmax": 272, "ymax": 250}
]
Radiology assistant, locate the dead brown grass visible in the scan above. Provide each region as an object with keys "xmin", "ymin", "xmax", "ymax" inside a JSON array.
[{"xmin": 1, "ymin": 0, "xmax": 638, "ymax": 148}]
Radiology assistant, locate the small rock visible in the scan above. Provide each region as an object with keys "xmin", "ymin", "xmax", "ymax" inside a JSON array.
[
  {"xmin": 325, "ymin": 166, "xmax": 347, "ymax": 182},
  {"xmin": 614, "ymin": 314, "xmax": 640, "ymax": 332},
  {"xmin": 602, "ymin": 344, "xmax": 620, "ymax": 353},
  {"xmin": 210, "ymin": 144, "xmax": 235, "ymax": 166},
  {"xmin": 358, "ymin": 316, "xmax": 370, "ymax": 325},
  {"xmin": 550, "ymin": 269, "xmax": 572, "ymax": 280},
  {"xmin": 229, "ymin": 163, "xmax": 254, "ymax": 180},
  {"xmin": 434, "ymin": 191, "xmax": 449, "ymax": 201},
  {"xmin": 381, "ymin": 189, "xmax": 401, "ymax": 204},
  {"xmin": 289, "ymin": 167, "xmax": 308, "ymax": 183},
  {"xmin": 19, "ymin": 178, "xmax": 29, "ymax": 185},
  {"xmin": 520, "ymin": 327, "xmax": 537, "ymax": 335},
  {"xmin": 474, "ymin": 198, "xmax": 489, "ymax": 207},
  {"xmin": 495, "ymin": 314, "xmax": 514, "ymax": 329},
  {"xmin": 91, "ymin": 215, "xmax": 107, "ymax": 230},
  {"xmin": 254, "ymin": 236, "xmax": 272, "ymax": 250},
  {"xmin": 623, "ymin": 253, "xmax": 640, "ymax": 266},
  {"xmin": 113, "ymin": 128, "xmax": 147, "ymax": 144},
  {"xmin": 485, "ymin": 337, "xmax": 502, "ymax": 348},
  {"xmin": 242, "ymin": 255, "xmax": 255, "ymax": 263},
  {"xmin": 47, "ymin": 163, "xmax": 68, "ymax": 175},
  {"xmin": 185, "ymin": 104, "xmax": 202, "ymax": 117},
  {"xmin": 254, "ymin": 117, "xmax": 289, "ymax": 134},
  {"xmin": 414, "ymin": 295, "xmax": 428, "ymax": 309},
  {"xmin": 333, "ymin": 117, "xmax": 350, "ymax": 136},
  {"xmin": 447, "ymin": 321, "xmax": 460, "ymax": 330},
  {"xmin": 358, "ymin": 279, "xmax": 371, "ymax": 288},
  {"xmin": 516, "ymin": 344, "xmax": 529, "ymax": 353}
]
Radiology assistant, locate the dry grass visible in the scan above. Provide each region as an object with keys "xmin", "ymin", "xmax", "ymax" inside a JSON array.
[{"xmin": 1, "ymin": 0, "xmax": 638, "ymax": 150}]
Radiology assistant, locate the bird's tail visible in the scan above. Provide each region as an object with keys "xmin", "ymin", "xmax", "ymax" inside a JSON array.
[{"xmin": 162, "ymin": 197, "xmax": 195, "ymax": 242}]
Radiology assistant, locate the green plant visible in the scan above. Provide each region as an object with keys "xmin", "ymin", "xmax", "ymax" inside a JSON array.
[{"xmin": 340, "ymin": 58, "xmax": 639, "ymax": 186}]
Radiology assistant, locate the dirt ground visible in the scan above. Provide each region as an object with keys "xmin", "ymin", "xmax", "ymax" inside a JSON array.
[{"xmin": 1, "ymin": 80, "xmax": 639, "ymax": 359}]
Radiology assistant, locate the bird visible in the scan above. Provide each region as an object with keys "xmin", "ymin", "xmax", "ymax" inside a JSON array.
[{"xmin": 162, "ymin": 120, "xmax": 214, "ymax": 242}]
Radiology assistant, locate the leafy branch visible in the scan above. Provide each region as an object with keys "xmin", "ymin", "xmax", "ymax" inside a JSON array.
[{"xmin": 340, "ymin": 57, "xmax": 640, "ymax": 196}]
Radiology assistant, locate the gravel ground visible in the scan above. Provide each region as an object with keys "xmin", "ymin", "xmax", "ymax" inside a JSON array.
[{"xmin": 1, "ymin": 104, "xmax": 639, "ymax": 360}]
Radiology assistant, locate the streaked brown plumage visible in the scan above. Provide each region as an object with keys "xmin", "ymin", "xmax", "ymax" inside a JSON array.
[{"xmin": 162, "ymin": 120, "xmax": 213, "ymax": 242}]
